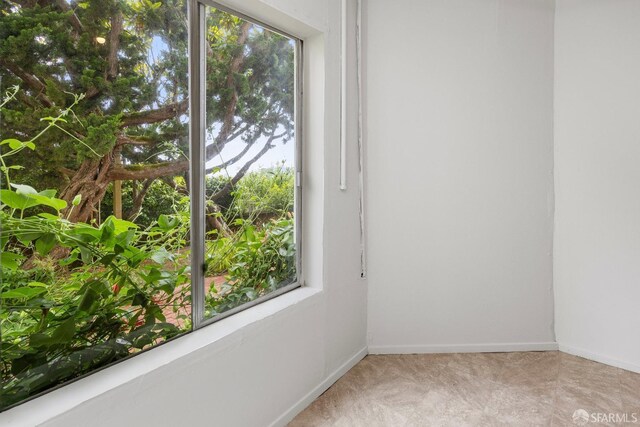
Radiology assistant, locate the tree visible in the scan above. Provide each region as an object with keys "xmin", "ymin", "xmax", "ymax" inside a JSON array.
[{"xmin": 0, "ymin": 0, "xmax": 294, "ymax": 224}]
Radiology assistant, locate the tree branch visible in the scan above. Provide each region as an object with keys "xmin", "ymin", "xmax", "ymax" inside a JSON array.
[
  {"xmin": 54, "ymin": 0, "xmax": 83, "ymax": 35},
  {"xmin": 205, "ymin": 122, "xmax": 248, "ymax": 159},
  {"xmin": 106, "ymin": 11, "xmax": 123, "ymax": 81},
  {"xmin": 209, "ymin": 22, "xmax": 251, "ymax": 150},
  {"xmin": 125, "ymin": 179, "xmax": 154, "ymax": 221},
  {"xmin": 120, "ymin": 100, "xmax": 188, "ymax": 127},
  {"xmin": 108, "ymin": 160, "xmax": 189, "ymax": 181},
  {"xmin": 206, "ymin": 131, "xmax": 286, "ymax": 175},
  {"xmin": 0, "ymin": 59, "xmax": 53, "ymax": 107},
  {"xmin": 116, "ymin": 134, "xmax": 156, "ymax": 146},
  {"xmin": 210, "ymin": 131, "xmax": 278, "ymax": 203}
]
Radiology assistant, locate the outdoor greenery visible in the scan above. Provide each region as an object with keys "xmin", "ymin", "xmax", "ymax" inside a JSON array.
[{"xmin": 0, "ymin": 0, "xmax": 297, "ymax": 410}]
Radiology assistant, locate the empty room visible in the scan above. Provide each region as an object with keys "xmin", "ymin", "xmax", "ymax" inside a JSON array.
[{"xmin": 0, "ymin": 0, "xmax": 638, "ymax": 426}]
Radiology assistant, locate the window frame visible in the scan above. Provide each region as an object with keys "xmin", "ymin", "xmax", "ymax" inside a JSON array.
[{"xmin": 188, "ymin": 0, "xmax": 304, "ymax": 330}]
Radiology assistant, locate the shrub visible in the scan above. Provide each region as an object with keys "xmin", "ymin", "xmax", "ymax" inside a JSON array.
[
  {"xmin": 228, "ymin": 165, "xmax": 294, "ymax": 219},
  {"xmin": 205, "ymin": 216, "xmax": 296, "ymax": 316}
]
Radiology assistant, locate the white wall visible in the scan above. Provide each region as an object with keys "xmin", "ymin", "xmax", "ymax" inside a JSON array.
[
  {"xmin": 0, "ymin": 1, "xmax": 368, "ymax": 426},
  {"xmin": 365, "ymin": 0, "xmax": 557, "ymax": 353},
  {"xmin": 554, "ymin": 0, "xmax": 640, "ymax": 373}
]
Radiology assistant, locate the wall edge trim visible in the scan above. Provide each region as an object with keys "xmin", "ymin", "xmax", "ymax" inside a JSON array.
[{"xmin": 368, "ymin": 342, "xmax": 559, "ymax": 354}]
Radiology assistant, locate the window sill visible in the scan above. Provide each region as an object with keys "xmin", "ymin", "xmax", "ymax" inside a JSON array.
[{"xmin": 0, "ymin": 286, "xmax": 322, "ymax": 427}]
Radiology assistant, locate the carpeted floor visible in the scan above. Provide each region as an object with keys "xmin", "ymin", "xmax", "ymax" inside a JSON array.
[{"xmin": 289, "ymin": 351, "xmax": 640, "ymax": 426}]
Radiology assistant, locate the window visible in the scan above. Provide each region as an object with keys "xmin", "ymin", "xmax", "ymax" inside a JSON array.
[
  {"xmin": 0, "ymin": 0, "xmax": 300, "ymax": 410},
  {"xmin": 196, "ymin": 2, "xmax": 301, "ymax": 324}
]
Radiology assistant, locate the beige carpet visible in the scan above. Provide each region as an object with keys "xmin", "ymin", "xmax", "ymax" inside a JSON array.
[{"xmin": 289, "ymin": 352, "xmax": 640, "ymax": 426}]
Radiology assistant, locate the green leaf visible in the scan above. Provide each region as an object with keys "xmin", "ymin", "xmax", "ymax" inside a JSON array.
[
  {"xmin": 28, "ymin": 281, "xmax": 48, "ymax": 287},
  {"xmin": 79, "ymin": 246, "xmax": 92, "ymax": 264},
  {"xmin": 70, "ymin": 225, "xmax": 101, "ymax": 240},
  {"xmin": 29, "ymin": 333, "xmax": 51, "ymax": 348},
  {"xmin": 28, "ymin": 194, "xmax": 67, "ymax": 211},
  {"xmin": 0, "ymin": 139, "xmax": 34, "ymax": 150},
  {"xmin": 157, "ymin": 214, "xmax": 178, "ymax": 231},
  {"xmin": 38, "ymin": 212, "xmax": 61, "ymax": 220},
  {"xmin": 51, "ymin": 318, "xmax": 75, "ymax": 343},
  {"xmin": 78, "ymin": 285, "xmax": 99, "ymax": 313},
  {"xmin": 35, "ymin": 233, "xmax": 57, "ymax": 256},
  {"xmin": 1, "ymin": 286, "xmax": 47, "ymax": 299},
  {"xmin": 0, "ymin": 165, "xmax": 24, "ymax": 171},
  {"xmin": 150, "ymin": 248, "xmax": 172, "ymax": 264},
  {"xmin": 99, "ymin": 254, "xmax": 116, "ymax": 266},
  {"xmin": 3, "ymin": 139, "xmax": 36, "ymax": 150},
  {"xmin": 100, "ymin": 219, "xmax": 115, "ymax": 243},
  {"xmin": 41, "ymin": 116, "xmax": 67, "ymax": 123},
  {"xmin": 111, "ymin": 217, "xmax": 138, "ymax": 234},
  {"xmin": 16, "ymin": 231, "xmax": 43, "ymax": 245},
  {"xmin": 30, "ymin": 318, "xmax": 76, "ymax": 348},
  {"xmin": 39, "ymin": 189, "xmax": 57, "ymax": 198},
  {"xmin": 0, "ymin": 138, "xmax": 22, "ymax": 147},
  {"xmin": 115, "ymin": 229, "xmax": 136, "ymax": 247},
  {"xmin": 0, "ymin": 252, "xmax": 25, "ymax": 270},
  {"xmin": 0, "ymin": 190, "xmax": 36, "ymax": 210},
  {"xmin": 10, "ymin": 183, "xmax": 37, "ymax": 195},
  {"xmin": 0, "ymin": 188, "xmax": 66, "ymax": 211}
]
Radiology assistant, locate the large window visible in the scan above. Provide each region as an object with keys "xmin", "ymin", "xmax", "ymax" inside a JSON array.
[{"xmin": 0, "ymin": 0, "xmax": 300, "ymax": 410}]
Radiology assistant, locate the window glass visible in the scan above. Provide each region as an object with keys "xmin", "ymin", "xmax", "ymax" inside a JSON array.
[
  {"xmin": 202, "ymin": 6, "xmax": 298, "ymax": 319},
  {"xmin": 0, "ymin": 0, "xmax": 190, "ymax": 409},
  {"xmin": 0, "ymin": 0, "xmax": 300, "ymax": 411}
]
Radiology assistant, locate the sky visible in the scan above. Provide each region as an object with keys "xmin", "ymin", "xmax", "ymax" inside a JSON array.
[
  {"xmin": 147, "ymin": 15, "xmax": 295, "ymax": 177},
  {"xmin": 206, "ymin": 132, "xmax": 295, "ymax": 176}
]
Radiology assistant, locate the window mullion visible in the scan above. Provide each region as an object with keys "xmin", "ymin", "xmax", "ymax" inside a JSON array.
[{"xmin": 188, "ymin": 0, "xmax": 207, "ymax": 330}]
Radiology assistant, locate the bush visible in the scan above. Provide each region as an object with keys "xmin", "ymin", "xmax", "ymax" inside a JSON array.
[
  {"xmin": 205, "ymin": 216, "xmax": 296, "ymax": 316},
  {"xmin": 101, "ymin": 179, "xmax": 186, "ymax": 228},
  {"xmin": 0, "ymin": 103, "xmax": 192, "ymax": 407},
  {"xmin": 228, "ymin": 165, "xmax": 294, "ymax": 219}
]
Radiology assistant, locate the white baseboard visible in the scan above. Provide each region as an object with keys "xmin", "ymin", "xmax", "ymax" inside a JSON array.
[
  {"xmin": 270, "ymin": 346, "xmax": 368, "ymax": 427},
  {"xmin": 368, "ymin": 342, "xmax": 559, "ymax": 354},
  {"xmin": 559, "ymin": 344, "xmax": 640, "ymax": 374}
]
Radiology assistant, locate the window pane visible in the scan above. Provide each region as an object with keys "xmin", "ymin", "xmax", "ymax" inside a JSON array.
[
  {"xmin": 202, "ymin": 7, "xmax": 298, "ymax": 319},
  {"xmin": 0, "ymin": 0, "xmax": 190, "ymax": 409}
]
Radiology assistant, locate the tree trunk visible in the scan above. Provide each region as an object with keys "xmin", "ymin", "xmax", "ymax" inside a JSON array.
[
  {"xmin": 125, "ymin": 179, "xmax": 153, "ymax": 221},
  {"xmin": 206, "ymin": 203, "xmax": 232, "ymax": 238},
  {"xmin": 59, "ymin": 152, "xmax": 115, "ymax": 224}
]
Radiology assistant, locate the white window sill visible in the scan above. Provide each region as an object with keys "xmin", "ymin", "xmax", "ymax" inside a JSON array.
[{"xmin": 0, "ymin": 286, "xmax": 322, "ymax": 427}]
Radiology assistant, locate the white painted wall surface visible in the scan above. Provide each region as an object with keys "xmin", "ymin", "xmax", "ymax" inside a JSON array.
[
  {"xmin": 365, "ymin": 0, "xmax": 557, "ymax": 352},
  {"xmin": 554, "ymin": 0, "xmax": 640, "ymax": 373},
  {"xmin": 0, "ymin": 0, "xmax": 368, "ymax": 426}
]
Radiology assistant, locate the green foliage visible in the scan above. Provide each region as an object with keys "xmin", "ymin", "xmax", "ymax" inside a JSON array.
[
  {"xmin": 101, "ymin": 179, "xmax": 186, "ymax": 228},
  {"xmin": 204, "ymin": 166, "xmax": 296, "ymax": 316},
  {"xmin": 0, "ymin": 208, "xmax": 191, "ymax": 408},
  {"xmin": 0, "ymin": 0, "xmax": 298, "ymax": 410},
  {"xmin": 0, "ymin": 92, "xmax": 297, "ymax": 410},
  {"xmin": 0, "ymin": 108, "xmax": 191, "ymax": 409},
  {"xmin": 205, "ymin": 217, "xmax": 295, "ymax": 316},
  {"xmin": 0, "ymin": 1, "xmax": 295, "ymax": 219},
  {"xmin": 0, "ymin": 0, "xmax": 190, "ymax": 197},
  {"xmin": 229, "ymin": 165, "xmax": 294, "ymax": 219}
]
